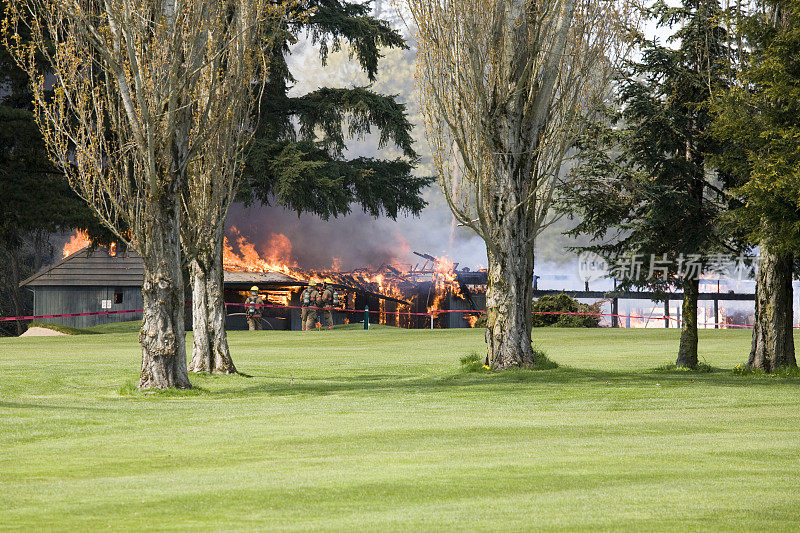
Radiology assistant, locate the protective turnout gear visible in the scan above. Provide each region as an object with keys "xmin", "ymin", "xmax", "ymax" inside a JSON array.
[
  {"xmin": 319, "ymin": 283, "xmax": 335, "ymax": 329},
  {"xmin": 324, "ymin": 279, "xmax": 339, "ymax": 306},
  {"xmin": 314, "ymin": 282, "xmax": 325, "ymax": 305},
  {"xmin": 244, "ymin": 291, "xmax": 264, "ymax": 331},
  {"xmin": 300, "ymin": 285, "xmax": 319, "ymax": 331}
]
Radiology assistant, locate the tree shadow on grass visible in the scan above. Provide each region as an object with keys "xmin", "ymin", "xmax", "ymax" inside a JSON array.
[
  {"xmin": 0, "ymin": 401, "xmax": 112, "ymax": 412},
  {"xmin": 178, "ymin": 362, "xmax": 800, "ymax": 399}
]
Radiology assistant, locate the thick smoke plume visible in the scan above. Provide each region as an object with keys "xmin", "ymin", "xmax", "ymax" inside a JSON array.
[{"xmin": 225, "ymin": 199, "xmax": 488, "ymax": 271}]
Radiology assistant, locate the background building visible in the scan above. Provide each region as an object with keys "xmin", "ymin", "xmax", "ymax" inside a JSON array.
[{"xmin": 20, "ymin": 246, "xmax": 144, "ymax": 329}]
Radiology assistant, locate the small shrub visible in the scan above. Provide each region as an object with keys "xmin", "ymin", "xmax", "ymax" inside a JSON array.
[
  {"xmin": 472, "ymin": 294, "xmax": 601, "ymax": 329},
  {"xmin": 531, "ymin": 294, "xmax": 601, "ymax": 328},
  {"xmin": 460, "ymin": 352, "xmax": 489, "ymax": 372},
  {"xmin": 732, "ymin": 363, "xmax": 800, "ymax": 377},
  {"xmin": 773, "ymin": 366, "xmax": 800, "ymax": 378},
  {"xmin": 654, "ymin": 363, "xmax": 714, "ymax": 373},
  {"xmin": 732, "ymin": 363, "xmax": 752, "ymax": 376},
  {"xmin": 117, "ymin": 379, "xmax": 138, "ymax": 395},
  {"xmin": 459, "ymin": 350, "xmax": 558, "ymax": 372},
  {"xmin": 528, "ymin": 350, "xmax": 559, "ymax": 370}
]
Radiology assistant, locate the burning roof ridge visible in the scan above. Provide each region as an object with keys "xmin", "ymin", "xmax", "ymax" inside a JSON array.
[
  {"xmin": 19, "ymin": 247, "xmax": 88, "ymax": 287},
  {"xmin": 18, "ymin": 245, "xmax": 136, "ymax": 288}
]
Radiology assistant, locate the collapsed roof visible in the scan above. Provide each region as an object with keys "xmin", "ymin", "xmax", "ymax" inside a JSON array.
[{"xmin": 20, "ymin": 246, "xmax": 415, "ymax": 305}]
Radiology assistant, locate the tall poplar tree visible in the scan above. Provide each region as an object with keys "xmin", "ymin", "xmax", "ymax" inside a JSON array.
[
  {"xmin": 406, "ymin": 0, "xmax": 633, "ymax": 369},
  {"xmin": 5, "ymin": 0, "xmax": 283, "ymax": 389},
  {"xmin": 187, "ymin": 0, "xmax": 431, "ymax": 375}
]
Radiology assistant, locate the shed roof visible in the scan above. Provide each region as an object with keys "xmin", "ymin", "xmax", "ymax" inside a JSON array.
[
  {"xmin": 20, "ymin": 246, "xmax": 144, "ymax": 287},
  {"xmin": 20, "ymin": 246, "xmax": 305, "ymax": 288}
]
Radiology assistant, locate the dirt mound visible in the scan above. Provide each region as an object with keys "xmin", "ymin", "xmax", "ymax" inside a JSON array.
[{"xmin": 20, "ymin": 327, "xmax": 68, "ymax": 337}]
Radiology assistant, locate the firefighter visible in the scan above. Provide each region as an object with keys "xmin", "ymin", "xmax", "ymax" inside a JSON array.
[
  {"xmin": 304, "ymin": 281, "xmax": 325, "ymax": 330},
  {"xmin": 300, "ymin": 283, "xmax": 319, "ymax": 331},
  {"xmin": 319, "ymin": 279, "xmax": 337, "ymax": 330},
  {"xmin": 244, "ymin": 286, "xmax": 264, "ymax": 331}
]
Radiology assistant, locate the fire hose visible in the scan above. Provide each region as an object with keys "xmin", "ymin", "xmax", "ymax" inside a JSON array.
[{"xmin": 0, "ymin": 301, "xmax": 768, "ymax": 329}]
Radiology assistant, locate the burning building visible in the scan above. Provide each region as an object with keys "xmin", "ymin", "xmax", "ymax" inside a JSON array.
[
  {"xmin": 19, "ymin": 233, "xmax": 486, "ymax": 330},
  {"xmin": 222, "ymin": 239, "xmax": 488, "ymax": 330}
]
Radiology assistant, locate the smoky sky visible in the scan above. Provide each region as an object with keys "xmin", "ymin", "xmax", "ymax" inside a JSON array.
[{"xmin": 225, "ymin": 194, "xmax": 489, "ymax": 272}]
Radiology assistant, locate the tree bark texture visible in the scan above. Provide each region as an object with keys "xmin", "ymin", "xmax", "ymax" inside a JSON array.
[
  {"xmin": 138, "ymin": 196, "xmax": 191, "ymax": 390},
  {"xmin": 188, "ymin": 238, "xmax": 237, "ymax": 374},
  {"xmin": 676, "ymin": 278, "xmax": 699, "ymax": 368},
  {"xmin": 485, "ymin": 213, "xmax": 536, "ymax": 369},
  {"xmin": 7, "ymin": 245, "xmax": 26, "ymax": 336},
  {"xmin": 749, "ymin": 244, "xmax": 796, "ymax": 371}
]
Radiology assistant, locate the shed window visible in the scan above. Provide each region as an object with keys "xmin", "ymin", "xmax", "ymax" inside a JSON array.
[{"xmin": 114, "ymin": 292, "xmax": 124, "ymax": 304}]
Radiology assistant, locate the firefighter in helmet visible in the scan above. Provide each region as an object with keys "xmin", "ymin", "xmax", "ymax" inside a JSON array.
[
  {"xmin": 244, "ymin": 286, "xmax": 264, "ymax": 331},
  {"xmin": 300, "ymin": 282, "xmax": 319, "ymax": 331},
  {"xmin": 319, "ymin": 278, "xmax": 337, "ymax": 330}
]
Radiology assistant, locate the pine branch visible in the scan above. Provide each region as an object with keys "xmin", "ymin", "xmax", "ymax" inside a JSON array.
[
  {"xmin": 297, "ymin": 0, "xmax": 407, "ymax": 80},
  {"xmin": 241, "ymin": 139, "xmax": 431, "ymax": 219},
  {"xmin": 291, "ymin": 87, "xmax": 417, "ymax": 159}
]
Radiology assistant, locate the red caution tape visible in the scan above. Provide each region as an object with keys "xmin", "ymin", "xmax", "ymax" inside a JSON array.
[
  {"xmin": 0, "ymin": 308, "xmax": 143, "ymax": 322},
  {"xmin": 0, "ymin": 301, "xmax": 779, "ymax": 330},
  {"xmin": 225, "ymin": 302, "xmax": 767, "ymax": 328}
]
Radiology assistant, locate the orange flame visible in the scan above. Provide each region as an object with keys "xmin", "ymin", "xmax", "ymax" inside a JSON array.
[
  {"xmin": 63, "ymin": 230, "xmax": 91, "ymax": 257},
  {"xmin": 221, "ymin": 227, "xmax": 470, "ymax": 326},
  {"xmin": 223, "ymin": 226, "xmax": 297, "ymax": 275},
  {"xmin": 427, "ymin": 257, "xmax": 459, "ymax": 313}
]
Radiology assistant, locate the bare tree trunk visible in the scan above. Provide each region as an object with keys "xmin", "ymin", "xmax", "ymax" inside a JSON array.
[
  {"xmin": 0, "ymin": 236, "xmax": 33, "ymax": 336},
  {"xmin": 32, "ymin": 229, "xmax": 50, "ymax": 271},
  {"xmin": 138, "ymin": 197, "xmax": 191, "ymax": 390},
  {"xmin": 485, "ymin": 218, "xmax": 536, "ymax": 369},
  {"xmin": 408, "ymin": 0, "xmax": 628, "ymax": 370},
  {"xmin": 3, "ymin": 244, "xmax": 26, "ymax": 336},
  {"xmin": 676, "ymin": 278, "xmax": 699, "ymax": 368},
  {"xmin": 749, "ymin": 243, "xmax": 796, "ymax": 371},
  {"xmin": 10, "ymin": 247, "xmax": 25, "ymax": 335},
  {"xmin": 189, "ymin": 238, "xmax": 236, "ymax": 374}
]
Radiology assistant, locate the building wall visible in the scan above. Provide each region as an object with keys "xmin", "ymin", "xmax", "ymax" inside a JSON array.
[
  {"xmin": 33, "ymin": 286, "xmax": 143, "ymax": 329},
  {"xmin": 447, "ymin": 296, "xmax": 472, "ymax": 328},
  {"xmin": 31, "ymin": 284, "xmax": 482, "ymax": 331},
  {"xmin": 447, "ymin": 293, "xmax": 486, "ymax": 328}
]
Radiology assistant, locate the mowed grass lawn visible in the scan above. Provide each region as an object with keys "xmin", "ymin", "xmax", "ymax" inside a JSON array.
[{"xmin": 2, "ymin": 325, "xmax": 800, "ymax": 531}]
